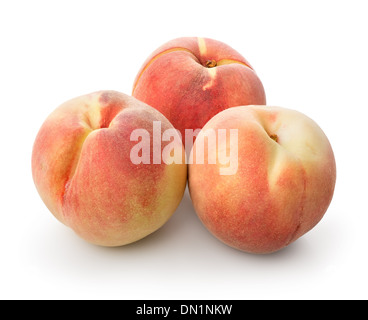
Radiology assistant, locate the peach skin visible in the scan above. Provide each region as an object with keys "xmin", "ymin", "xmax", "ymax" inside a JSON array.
[
  {"xmin": 132, "ymin": 37, "xmax": 266, "ymax": 146},
  {"xmin": 188, "ymin": 105, "xmax": 336, "ymax": 254},
  {"xmin": 32, "ymin": 91, "xmax": 187, "ymax": 246}
]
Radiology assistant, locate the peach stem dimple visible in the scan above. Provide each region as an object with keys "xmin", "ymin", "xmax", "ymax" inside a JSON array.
[
  {"xmin": 269, "ymin": 134, "xmax": 279, "ymax": 143},
  {"xmin": 205, "ymin": 60, "xmax": 217, "ymax": 68}
]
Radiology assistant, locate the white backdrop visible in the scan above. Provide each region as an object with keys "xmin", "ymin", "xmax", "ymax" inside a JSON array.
[{"xmin": 1, "ymin": 0, "xmax": 367, "ymax": 299}]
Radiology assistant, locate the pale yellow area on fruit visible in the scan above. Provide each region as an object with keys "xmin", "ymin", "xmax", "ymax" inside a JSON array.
[
  {"xmin": 197, "ymin": 37, "xmax": 207, "ymax": 56},
  {"xmin": 217, "ymin": 59, "xmax": 252, "ymax": 69},
  {"xmin": 156, "ymin": 161, "xmax": 187, "ymax": 220},
  {"xmin": 85, "ymin": 103, "xmax": 102, "ymax": 130},
  {"xmin": 67, "ymin": 96, "xmax": 104, "ymax": 182},
  {"xmin": 251, "ymin": 106, "xmax": 331, "ymax": 189},
  {"xmin": 266, "ymin": 143, "xmax": 288, "ymax": 189},
  {"xmin": 266, "ymin": 107, "xmax": 328, "ymax": 162},
  {"xmin": 202, "ymin": 67, "xmax": 217, "ymax": 91},
  {"xmin": 77, "ymin": 93, "xmax": 102, "ymax": 130},
  {"xmin": 65, "ymin": 129, "xmax": 95, "ymax": 190}
]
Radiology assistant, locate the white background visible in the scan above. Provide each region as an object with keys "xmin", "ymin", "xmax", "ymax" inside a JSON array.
[{"xmin": 1, "ymin": 0, "xmax": 367, "ymax": 300}]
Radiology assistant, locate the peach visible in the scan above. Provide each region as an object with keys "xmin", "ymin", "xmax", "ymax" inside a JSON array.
[
  {"xmin": 132, "ymin": 37, "xmax": 266, "ymax": 146},
  {"xmin": 32, "ymin": 91, "xmax": 187, "ymax": 246},
  {"xmin": 188, "ymin": 106, "xmax": 336, "ymax": 254}
]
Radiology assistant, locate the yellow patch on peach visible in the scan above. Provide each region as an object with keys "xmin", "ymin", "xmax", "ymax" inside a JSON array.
[
  {"xmin": 197, "ymin": 37, "xmax": 207, "ymax": 56},
  {"xmin": 202, "ymin": 67, "xmax": 217, "ymax": 91}
]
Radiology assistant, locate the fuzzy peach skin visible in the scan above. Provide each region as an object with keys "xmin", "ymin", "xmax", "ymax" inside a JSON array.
[
  {"xmin": 32, "ymin": 91, "xmax": 187, "ymax": 246},
  {"xmin": 132, "ymin": 37, "xmax": 266, "ymax": 145},
  {"xmin": 188, "ymin": 106, "xmax": 336, "ymax": 254}
]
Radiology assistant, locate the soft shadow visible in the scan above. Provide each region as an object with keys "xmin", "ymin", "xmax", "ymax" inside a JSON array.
[{"xmin": 81, "ymin": 197, "xmax": 344, "ymax": 273}]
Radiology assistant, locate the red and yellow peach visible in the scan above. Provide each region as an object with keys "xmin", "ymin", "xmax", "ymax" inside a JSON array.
[
  {"xmin": 188, "ymin": 105, "xmax": 336, "ymax": 254},
  {"xmin": 132, "ymin": 37, "xmax": 266, "ymax": 145},
  {"xmin": 32, "ymin": 90, "xmax": 187, "ymax": 246}
]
